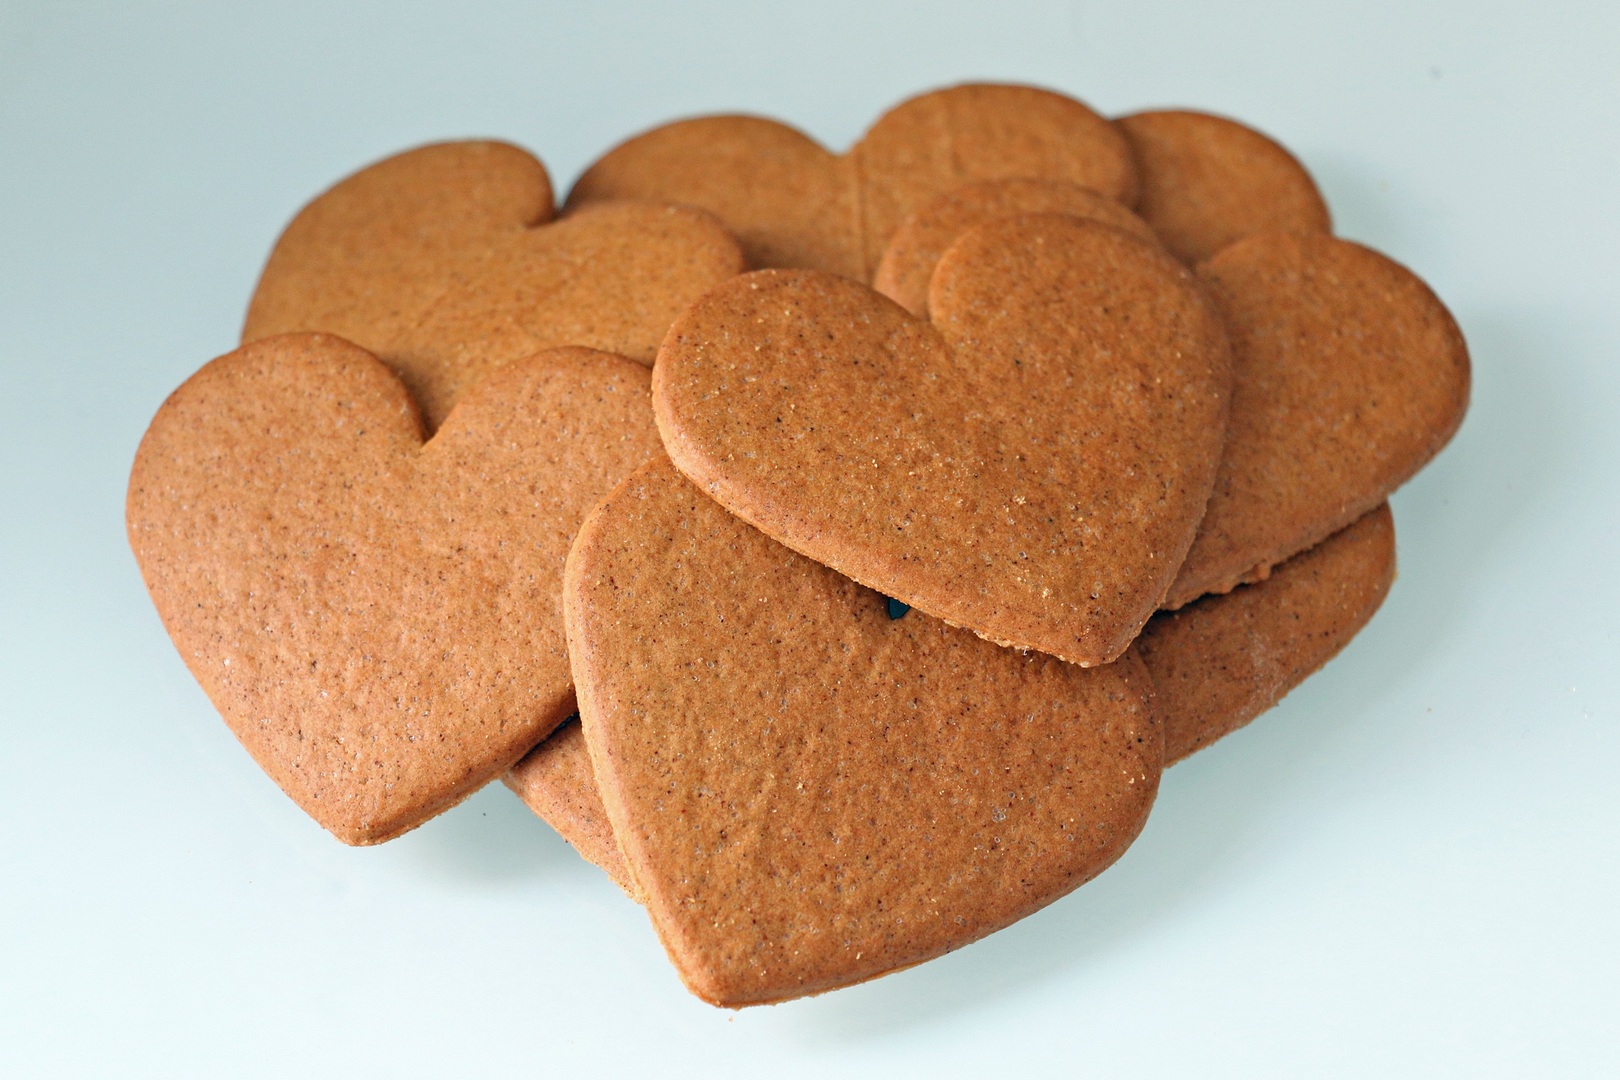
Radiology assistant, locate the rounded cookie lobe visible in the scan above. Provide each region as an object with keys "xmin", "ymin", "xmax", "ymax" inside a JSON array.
[
  {"xmin": 243, "ymin": 140, "xmax": 745, "ymax": 430},
  {"xmin": 1140, "ymin": 503, "xmax": 1397, "ymax": 763},
  {"xmin": 565, "ymin": 457, "xmax": 1161, "ymax": 1007},
  {"xmin": 128, "ymin": 336, "xmax": 662, "ymax": 843},
  {"xmin": 567, "ymin": 115, "xmax": 859, "ymax": 277},
  {"xmin": 874, "ymin": 178, "xmax": 1159, "ymax": 317},
  {"xmin": 1164, "ymin": 231, "xmax": 1468, "ymax": 608},
  {"xmin": 656, "ymin": 215, "xmax": 1230, "ymax": 666},
  {"xmin": 1116, "ymin": 109, "xmax": 1332, "ymax": 265}
]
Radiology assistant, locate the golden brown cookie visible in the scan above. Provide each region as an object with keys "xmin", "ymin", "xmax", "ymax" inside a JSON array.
[
  {"xmin": 504, "ymin": 718, "xmax": 640, "ymax": 898},
  {"xmin": 127, "ymin": 335, "xmax": 662, "ymax": 843},
  {"xmin": 1163, "ymin": 232, "xmax": 1468, "ymax": 608},
  {"xmin": 873, "ymin": 178, "xmax": 1160, "ymax": 317},
  {"xmin": 510, "ymin": 502, "xmax": 1395, "ymax": 892},
  {"xmin": 568, "ymin": 83, "xmax": 1138, "ymax": 280},
  {"xmin": 1116, "ymin": 109, "xmax": 1332, "ymax": 265},
  {"xmin": 655, "ymin": 215, "xmax": 1231, "ymax": 666},
  {"xmin": 243, "ymin": 140, "xmax": 744, "ymax": 430},
  {"xmin": 1142, "ymin": 503, "xmax": 1396, "ymax": 763},
  {"xmin": 566, "ymin": 456, "xmax": 1161, "ymax": 1006}
]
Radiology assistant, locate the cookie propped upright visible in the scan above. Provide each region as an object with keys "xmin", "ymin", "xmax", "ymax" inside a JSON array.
[
  {"xmin": 566, "ymin": 457, "xmax": 1162, "ymax": 1007},
  {"xmin": 244, "ymin": 140, "xmax": 745, "ymax": 429},
  {"xmin": 568, "ymin": 83, "xmax": 1139, "ymax": 280}
]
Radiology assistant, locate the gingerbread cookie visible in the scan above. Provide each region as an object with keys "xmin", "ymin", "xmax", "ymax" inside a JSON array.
[
  {"xmin": 874, "ymin": 179, "xmax": 1160, "ymax": 317},
  {"xmin": 873, "ymin": 208, "xmax": 1457, "ymax": 613},
  {"xmin": 1116, "ymin": 109, "xmax": 1332, "ymax": 265},
  {"xmin": 511, "ymin": 503, "xmax": 1394, "ymax": 892},
  {"xmin": 655, "ymin": 215, "xmax": 1231, "ymax": 666},
  {"xmin": 566, "ymin": 456, "xmax": 1161, "ymax": 1006},
  {"xmin": 127, "ymin": 335, "xmax": 662, "ymax": 843},
  {"xmin": 1142, "ymin": 503, "xmax": 1396, "ymax": 763},
  {"xmin": 568, "ymin": 83, "xmax": 1138, "ymax": 280},
  {"xmin": 1163, "ymin": 231, "xmax": 1468, "ymax": 607},
  {"xmin": 243, "ymin": 140, "xmax": 744, "ymax": 429}
]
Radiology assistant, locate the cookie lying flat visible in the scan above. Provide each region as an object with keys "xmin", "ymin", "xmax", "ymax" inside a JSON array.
[
  {"xmin": 1144, "ymin": 503, "xmax": 1396, "ymax": 763},
  {"xmin": 566, "ymin": 456, "xmax": 1161, "ymax": 1006},
  {"xmin": 568, "ymin": 83, "xmax": 1137, "ymax": 280},
  {"xmin": 1163, "ymin": 232, "xmax": 1468, "ymax": 608},
  {"xmin": 510, "ymin": 503, "xmax": 1394, "ymax": 893},
  {"xmin": 872, "ymin": 200, "xmax": 1443, "ymax": 613},
  {"xmin": 873, "ymin": 179, "xmax": 1160, "ymax": 317},
  {"xmin": 127, "ymin": 336, "xmax": 662, "ymax": 843},
  {"xmin": 243, "ymin": 140, "xmax": 744, "ymax": 429},
  {"xmin": 1116, "ymin": 110, "xmax": 1332, "ymax": 265},
  {"xmin": 656, "ymin": 215, "xmax": 1231, "ymax": 666}
]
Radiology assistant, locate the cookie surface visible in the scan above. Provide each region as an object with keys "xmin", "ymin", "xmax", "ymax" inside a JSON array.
[
  {"xmin": 1164, "ymin": 231, "xmax": 1468, "ymax": 607},
  {"xmin": 512, "ymin": 503, "xmax": 1394, "ymax": 891},
  {"xmin": 873, "ymin": 178, "xmax": 1159, "ymax": 317},
  {"xmin": 128, "ymin": 335, "xmax": 662, "ymax": 843},
  {"xmin": 655, "ymin": 215, "xmax": 1231, "ymax": 665},
  {"xmin": 243, "ymin": 140, "xmax": 744, "ymax": 429},
  {"xmin": 567, "ymin": 457, "xmax": 1161, "ymax": 1007},
  {"xmin": 1142, "ymin": 503, "xmax": 1396, "ymax": 763},
  {"xmin": 1116, "ymin": 110, "xmax": 1332, "ymax": 265},
  {"xmin": 568, "ymin": 83, "xmax": 1137, "ymax": 280}
]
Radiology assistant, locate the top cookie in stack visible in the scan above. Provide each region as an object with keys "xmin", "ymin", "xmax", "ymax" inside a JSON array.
[{"xmin": 126, "ymin": 83, "xmax": 1468, "ymax": 1006}]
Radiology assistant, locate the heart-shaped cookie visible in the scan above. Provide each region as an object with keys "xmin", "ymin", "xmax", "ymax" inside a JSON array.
[
  {"xmin": 871, "ymin": 194, "xmax": 1443, "ymax": 612},
  {"xmin": 567, "ymin": 83, "xmax": 1138, "ymax": 281},
  {"xmin": 655, "ymin": 214, "xmax": 1232, "ymax": 665},
  {"xmin": 1163, "ymin": 231, "xmax": 1468, "ymax": 607},
  {"xmin": 127, "ymin": 335, "xmax": 662, "ymax": 843},
  {"xmin": 511, "ymin": 501, "xmax": 1394, "ymax": 893},
  {"xmin": 873, "ymin": 178, "xmax": 1161, "ymax": 317},
  {"xmin": 1115, "ymin": 109, "xmax": 1332, "ymax": 265},
  {"xmin": 565, "ymin": 456, "xmax": 1161, "ymax": 1006},
  {"xmin": 1144, "ymin": 502, "xmax": 1396, "ymax": 762},
  {"xmin": 243, "ymin": 140, "xmax": 744, "ymax": 430}
]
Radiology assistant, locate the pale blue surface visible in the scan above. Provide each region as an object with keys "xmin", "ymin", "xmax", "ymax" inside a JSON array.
[{"xmin": 2, "ymin": 2, "xmax": 1617, "ymax": 1076}]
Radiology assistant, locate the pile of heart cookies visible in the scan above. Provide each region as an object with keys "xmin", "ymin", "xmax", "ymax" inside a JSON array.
[{"xmin": 127, "ymin": 84, "xmax": 1469, "ymax": 1007}]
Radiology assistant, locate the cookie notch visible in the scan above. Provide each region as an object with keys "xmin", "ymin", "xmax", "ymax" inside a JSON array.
[{"xmin": 569, "ymin": 83, "xmax": 1139, "ymax": 280}]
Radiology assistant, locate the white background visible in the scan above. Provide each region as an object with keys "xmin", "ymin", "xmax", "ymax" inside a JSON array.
[{"xmin": 2, "ymin": 2, "xmax": 1616, "ymax": 1076}]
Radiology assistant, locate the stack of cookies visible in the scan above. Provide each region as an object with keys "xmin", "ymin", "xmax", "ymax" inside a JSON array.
[{"xmin": 127, "ymin": 84, "xmax": 1469, "ymax": 1007}]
